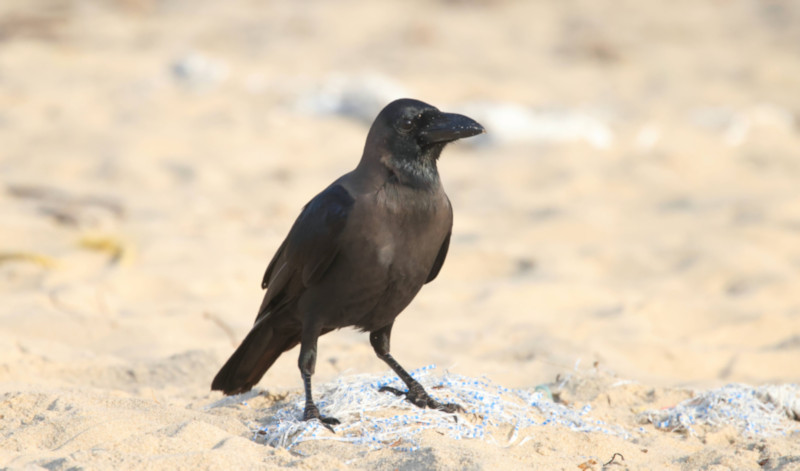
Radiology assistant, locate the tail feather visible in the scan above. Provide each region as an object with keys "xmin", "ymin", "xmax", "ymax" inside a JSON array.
[{"xmin": 211, "ymin": 317, "xmax": 300, "ymax": 395}]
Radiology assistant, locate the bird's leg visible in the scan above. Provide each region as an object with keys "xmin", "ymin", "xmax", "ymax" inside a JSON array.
[
  {"xmin": 298, "ymin": 329, "xmax": 340, "ymax": 431},
  {"xmin": 370, "ymin": 324, "xmax": 463, "ymax": 414}
]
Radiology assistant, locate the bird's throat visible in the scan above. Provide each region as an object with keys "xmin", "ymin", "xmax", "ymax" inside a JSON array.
[{"xmin": 386, "ymin": 154, "xmax": 440, "ymax": 190}]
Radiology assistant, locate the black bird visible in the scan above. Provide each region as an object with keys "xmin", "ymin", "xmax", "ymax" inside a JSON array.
[{"xmin": 211, "ymin": 98, "xmax": 484, "ymax": 428}]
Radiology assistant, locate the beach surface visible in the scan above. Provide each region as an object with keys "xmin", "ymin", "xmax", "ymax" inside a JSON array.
[{"xmin": 2, "ymin": 0, "xmax": 800, "ymax": 469}]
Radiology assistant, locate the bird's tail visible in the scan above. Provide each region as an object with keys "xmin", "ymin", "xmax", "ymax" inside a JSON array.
[{"xmin": 211, "ymin": 316, "xmax": 300, "ymax": 395}]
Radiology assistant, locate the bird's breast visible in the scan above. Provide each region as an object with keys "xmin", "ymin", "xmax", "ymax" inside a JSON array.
[
  {"xmin": 376, "ymin": 242, "xmax": 395, "ymax": 268},
  {"xmin": 310, "ymin": 184, "xmax": 450, "ymax": 330}
]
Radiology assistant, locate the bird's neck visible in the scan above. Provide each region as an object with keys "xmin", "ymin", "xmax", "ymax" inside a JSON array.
[
  {"xmin": 356, "ymin": 143, "xmax": 444, "ymax": 192},
  {"xmin": 384, "ymin": 153, "xmax": 440, "ymax": 190}
]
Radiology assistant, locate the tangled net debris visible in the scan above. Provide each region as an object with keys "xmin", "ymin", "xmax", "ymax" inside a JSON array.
[
  {"xmin": 251, "ymin": 365, "xmax": 626, "ymax": 451},
  {"xmin": 238, "ymin": 367, "xmax": 800, "ymax": 451},
  {"xmin": 640, "ymin": 383, "xmax": 800, "ymax": 437}
]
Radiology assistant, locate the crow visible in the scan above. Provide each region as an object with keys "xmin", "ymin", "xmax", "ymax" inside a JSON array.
[{"xmin": 212, "ymin": 98, "xmax": 484, "ymax": 428}]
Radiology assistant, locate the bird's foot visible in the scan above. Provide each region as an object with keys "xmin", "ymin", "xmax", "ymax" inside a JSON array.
[
  {"xmin": 379, "ymin": 385, "xmax": 464, "ymax": 414},
  {"xmin": 302, "ymin": 404, "xmax": 340, "ymax": 432}
]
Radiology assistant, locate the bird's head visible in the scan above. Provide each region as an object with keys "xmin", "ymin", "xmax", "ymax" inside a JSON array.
[{"xmin": 361, "ymin": 98, "xmax": 485, "ymax": 189}]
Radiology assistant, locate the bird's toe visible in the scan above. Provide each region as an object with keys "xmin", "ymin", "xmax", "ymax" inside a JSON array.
[
  {"xmin": 303, "ymin": 405, "xmax": 339, "ymax": 432},
  {"xmin": 434, "ymin": 401, "xmax": 465, "ymax": 414},
  {"xmin": 320, "ymin": 416, "xmax": 341, "ymax": 426},
  {"xmin": 378, "ymin": 385, "xmax": 406, "ymax": 397}
]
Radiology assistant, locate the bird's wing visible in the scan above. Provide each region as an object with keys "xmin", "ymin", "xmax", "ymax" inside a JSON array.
[
  {"xmin": 287, "ymin": 183, "xmax": 355, "ymax": 286},
  {"xmin": 261, "ymin": 238, "xmax": 288, "ymax": 289},
  {"xmin": 425, "ymin": 197, "xmax": 453, "ymax": 284},
  {"xmin": 257, "ymin": 184, "xmax": 355, "ymax": 320},
  {"xmin": 425, "ymin": 230, "xmax": 450, "ymax": 284}
]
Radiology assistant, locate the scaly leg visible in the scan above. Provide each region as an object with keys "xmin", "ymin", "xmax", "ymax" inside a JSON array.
[
  {"xmin": 298, "ymin": 327, "xmax": 340, "ymax": 431},
  {"xmin": 370, "ymin": 323, "xmax": 463, "ymax": 413}
]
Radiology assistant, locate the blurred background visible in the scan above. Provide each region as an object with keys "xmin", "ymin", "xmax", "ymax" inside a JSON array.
[{"xmin": 2, "ymin": 0, "xmax": 800, "ymax": 399}]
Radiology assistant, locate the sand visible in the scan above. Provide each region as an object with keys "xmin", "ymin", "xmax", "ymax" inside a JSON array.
[{"xmin": 2, "ymin": 0, "xmax": 800, "ymax": 469}]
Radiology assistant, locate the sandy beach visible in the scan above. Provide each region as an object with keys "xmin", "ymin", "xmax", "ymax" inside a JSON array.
[{"xmin": 2, "ymin": 0, "xmax": 800, "ymax": 469}]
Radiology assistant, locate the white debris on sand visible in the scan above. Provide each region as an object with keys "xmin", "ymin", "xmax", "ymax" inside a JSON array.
[
  {"xmin": 242, "ymin": 368, "xmax": 800, "ymax": 452},
  {"xmin": 640, "ymin": 383, "xmax": 800, "ymax": 437},
  {"xmin": 294, "ymin": 75, "xmax": 615, "ymax": 150},
  {"xmin": 249, "ymin": 365, "xmax": 628, "ymax": 452},
  {"xmin": 170, "ymin": 51, "xmax": 230, "ymax": 90},
  {"xmin": 295, "ymin": 73, "xmax": 410, "ymax": 124},
  {"xmin": 458, "ymin": 101, "xmax": 615, "ymax": 149}
]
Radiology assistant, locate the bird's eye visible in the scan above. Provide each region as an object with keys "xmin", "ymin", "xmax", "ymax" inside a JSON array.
[{"xmin": 397, "ymin": 118, "xmax": 414, "ymax": 133}]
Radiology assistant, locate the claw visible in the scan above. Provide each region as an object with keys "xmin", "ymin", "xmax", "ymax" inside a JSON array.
[
  {"xmin": 379, "ymin": 385, "xmax": 407, "ymax": 397},
  {"xmin": 303, "ymin": 404, "xmax": 340, "ymax": 432},
  {"xmin": 379, "ymin": 385, "xmax": 463, "ymax": 414}
]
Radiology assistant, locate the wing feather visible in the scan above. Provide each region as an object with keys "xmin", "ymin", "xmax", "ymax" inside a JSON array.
[{"xmin": 257, "ymin": 184, "xmax": 355, "ymax": 321}]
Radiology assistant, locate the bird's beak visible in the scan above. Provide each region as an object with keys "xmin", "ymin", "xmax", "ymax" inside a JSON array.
[{"xmin": 418, "ymin": 112, "xmax": 485, "ymax": 146}]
